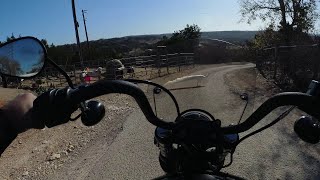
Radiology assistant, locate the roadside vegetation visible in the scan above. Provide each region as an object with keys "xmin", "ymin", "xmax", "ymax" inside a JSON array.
[{"xmin": 239, "ymin": 0, "xmax": 320, "ymax": 91}]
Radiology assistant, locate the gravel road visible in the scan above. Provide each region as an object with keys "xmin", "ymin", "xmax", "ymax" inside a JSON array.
[
  {"xmin": 49, "ymin": 63, "xmax": 319, "ymax": 179},
  {"xmin": 26, "ymin": 64, "xmax": 320, "ymax": 179},
  {"xmin": 83, "ymin": 64, "xmax": 257, "ymax": 179}
]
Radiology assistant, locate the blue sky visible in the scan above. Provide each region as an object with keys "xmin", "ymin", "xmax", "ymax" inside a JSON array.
[{"xmin": 0, "ymin": 0, "xmax": 279, "ymax": 45}]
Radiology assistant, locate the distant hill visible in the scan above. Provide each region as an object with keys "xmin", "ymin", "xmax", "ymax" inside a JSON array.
[
  {"xmin": 115, "ymin": 31, "xmax": 259, "ymax": 45},
  {"xmin": 48, "ymin": 31, "xmax": 258, "ymax": 64},
  {"xmin": 201, "ymin": 31, "xmax": 259, "ymax": 44},
  {"xmin": 56, "ymin": 31, "xmax": 258, "ymax": 47}
]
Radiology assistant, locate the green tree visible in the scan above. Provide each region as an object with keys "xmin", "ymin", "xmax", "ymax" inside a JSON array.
[
  {"xmin": 0, "ymin": 56, "xmax": 23, "ymax": 75},
  {"xmin": 162, "ymin": 36, "xmax": 168, "ymax": 40},
  {"xmin": 50, "ymin": 43, "xmax": 55, "ymax": 48},
  {"xmin": 173, "ymin": 24, "xmax": 201, "ymax": 40},
  {"xmin": 252, "ymin": 25, "xmax": 283, "ymax": 48},
  {"xmin": 6, "ymin": 34, "xmax": 16, "ymax": 42},
  {"xmin": 40, "ymin": 39, "xmax": 49, "ymax": 49},
  {"xmin": 158, "ymin": 24, "xmax": 201, "ymax": 52},
  {"xmin": 239, "ymin": 0, "xmax": 319, "ymax": 44}
]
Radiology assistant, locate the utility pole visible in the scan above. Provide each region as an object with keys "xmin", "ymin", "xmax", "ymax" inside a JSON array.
[
  {"xmin": 82, "ymin": 10, "xmax": 90, "ymax": 51},
  {"xmin": 1, "ymin": 75, "xmax": 7, "ymax": 88},
  {"xmin": 71, "ymin": 0, "xmax": 83, "ymax": 67}
]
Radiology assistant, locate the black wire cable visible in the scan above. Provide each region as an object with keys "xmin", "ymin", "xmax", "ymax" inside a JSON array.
[
  {"xmin": 238, "ymin": 100, "xmax": 249, "ymax": 124},
  {"xmin": 236, "ymin": 106, "xmax": 296, "ymax": 146},
  {"xmin": 222, "ymin": 152, "xmax": 233, "ymax": 168},
  {"xmin": 238, "ymin": 93, "xmax": 249, "ymax": 124},
  {"xmin": 69, "ymin": 113, "xmax": 82, "ymax": 121}
]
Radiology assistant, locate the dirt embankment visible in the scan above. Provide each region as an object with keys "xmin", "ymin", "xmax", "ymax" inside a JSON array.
[
  {"xmin": 0, "ymin": 93, "xmax": 135, "ymax": 179},
  {"xmin": 224, "ymin": 67, "xmax": 282, "ymax": 97}
]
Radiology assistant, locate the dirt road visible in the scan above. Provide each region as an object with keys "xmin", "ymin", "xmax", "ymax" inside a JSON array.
[
  {"xmin": 1, "ymin": 63, "xmax": 319, "ymax": 179},
  {"xmin": 50, "ymin": 63, "xmax": 319, "ymax": 179}
]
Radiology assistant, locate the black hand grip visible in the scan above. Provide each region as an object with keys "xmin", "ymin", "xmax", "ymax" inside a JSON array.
[{"xmin": 32, "ymin": 88, "xmax": 79, "ymax": 128}]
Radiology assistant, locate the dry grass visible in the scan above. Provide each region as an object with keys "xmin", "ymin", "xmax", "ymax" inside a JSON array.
[
  {"xmin": 18, "ymin": 66, "xmax": 195, "ymax": 89},
  {"xmin": 224, "ymin": 67, "xmax": 282, "ymax": 97}
]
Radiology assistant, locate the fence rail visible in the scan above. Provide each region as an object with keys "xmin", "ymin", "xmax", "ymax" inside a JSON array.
[
  {"xmin": 1, "ymin": 52, "xmax": 194, "ymax": 90},
  {"xmin": 257, "ymin": 44, "xmax": 320, "ymax": 91}
]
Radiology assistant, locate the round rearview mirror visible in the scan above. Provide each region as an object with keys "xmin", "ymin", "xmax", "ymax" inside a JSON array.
[{"xmin": 0, "ymin": 37, "xmax": 46, "ymax": 78}]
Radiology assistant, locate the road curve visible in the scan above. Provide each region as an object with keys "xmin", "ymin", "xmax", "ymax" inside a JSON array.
[{"xmin": 51, "ymin": 64, "xmax": 319, "ymax": 180}]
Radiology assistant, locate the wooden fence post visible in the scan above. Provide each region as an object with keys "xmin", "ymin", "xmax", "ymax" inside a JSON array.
[
  {"xmin": 157, "ymin": 53, "xmax": 161, "ymax": 77},
  {"xmin": 73, "ymin": 65, "xmax": 76, "ymax": 84},
  {"xmin": 166, "ymin": 54, "xmax": 169, "ymax": 74},
  {"xmin": 184, "ymin": 55, "xmax": 187, "ymax": 70},
  {"xmin": 193, "ymin": 54, "xmax": 195, "ymax": 68},
  {"xmin": 59, "ymin": 74, "xmax": 62, "ymax": 87},
  {"xmin": 51, "ymin": 51, "xmax": 198, "ymax": 83},
  {"xmin": 1, "ymin": 75, "xmax": 7, "ymax": 88},
  {"xmin": 44, "ymin": 68, "xmax": 49, "ymax": 87},
  {"xmin": 273, "ymin": 46, "xmax": 278, "ymax": 80},
  {"xmin": 178, "ymin": 53, "xmax": 181, "ymax": 72},
  {"xmin": 312, "ymin": 44, "xmax": 320, "ymax": 79},
  {"xmin": 145, "ymin": 60, "xmax": 147, "ymax": 75},
  {"xmin": 143, "ymin": 58, "xmax": 147, "ymax": 75},
  {"xmin": 317, "ymin": 44, "xmax": 320, "ymax": 79}
]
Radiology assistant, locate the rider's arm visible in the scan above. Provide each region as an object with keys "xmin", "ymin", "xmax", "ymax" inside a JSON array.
[
  {"xmin": 0, "ymin": 93, "xmax": 36, "ymax": 155},
  {"xmin": 0, "ymin": 109, "xmax": 18, "ymax": 155}
]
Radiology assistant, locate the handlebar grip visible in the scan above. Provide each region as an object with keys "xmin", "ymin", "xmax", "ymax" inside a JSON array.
[
  {"xmin": 32, "ymin": 88, "xmax": 79, "ymax": 128},
  {"xmin": 222, "ymin": 92, "xmax": 320, "ymax": 134}
]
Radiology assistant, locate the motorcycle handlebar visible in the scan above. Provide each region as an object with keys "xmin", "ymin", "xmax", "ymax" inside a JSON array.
[
  {"xmin": 68, "ymin": 80, "xmax": 174, "ymax": 129},
  {"xmin": 222, "ymin": 92, "xmax": 320, "ymax": 134},
  {"xmin": 43, "ymin": 80, "xmax": 319, "ymax": 134}
]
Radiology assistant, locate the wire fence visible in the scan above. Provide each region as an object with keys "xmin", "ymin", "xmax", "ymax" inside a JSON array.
[
  {"xmin": 6, "ymin": 53, "xmax": 194, "ymax": 90},
  {"xmin": 256, "ymin": 44, "xmax": 320, "ymax": 91}
]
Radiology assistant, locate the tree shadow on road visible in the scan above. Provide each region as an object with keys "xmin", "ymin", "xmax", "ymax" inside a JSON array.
[
  {"xmin": 224, "ymin": 66, "xmax": 319, "ymax": 179},
  {"xmin": 252, "ymin": 113, "xmax": 319, "ymax": 180}
]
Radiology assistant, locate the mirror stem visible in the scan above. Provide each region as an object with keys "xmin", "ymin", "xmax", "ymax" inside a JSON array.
[
  {"xmin": 152, "ymin": 93, "xmax": 158, "ymax": 116},
  {"xmin": 47, "ymin": 58, "xmax": 74, "ymax": 89}
]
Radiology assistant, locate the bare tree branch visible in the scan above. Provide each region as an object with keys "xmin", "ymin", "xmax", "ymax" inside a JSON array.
[{"xmin": 239, "ymin": 0, "xmax": 318, "ymax": 33}]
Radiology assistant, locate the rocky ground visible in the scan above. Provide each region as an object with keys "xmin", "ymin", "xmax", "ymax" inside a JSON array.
[
  {"xmin": 0, "ymin": 94, "xmax": 135, "ymax": 180},
  {"xmin": 0, "ymin": 65, "xmax": 206, "ymax": 179}
]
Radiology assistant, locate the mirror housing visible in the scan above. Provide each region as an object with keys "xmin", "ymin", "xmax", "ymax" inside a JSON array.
[{"xmin": 0, "ymin": 37, "xmax": 46, "ymax": 78}]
